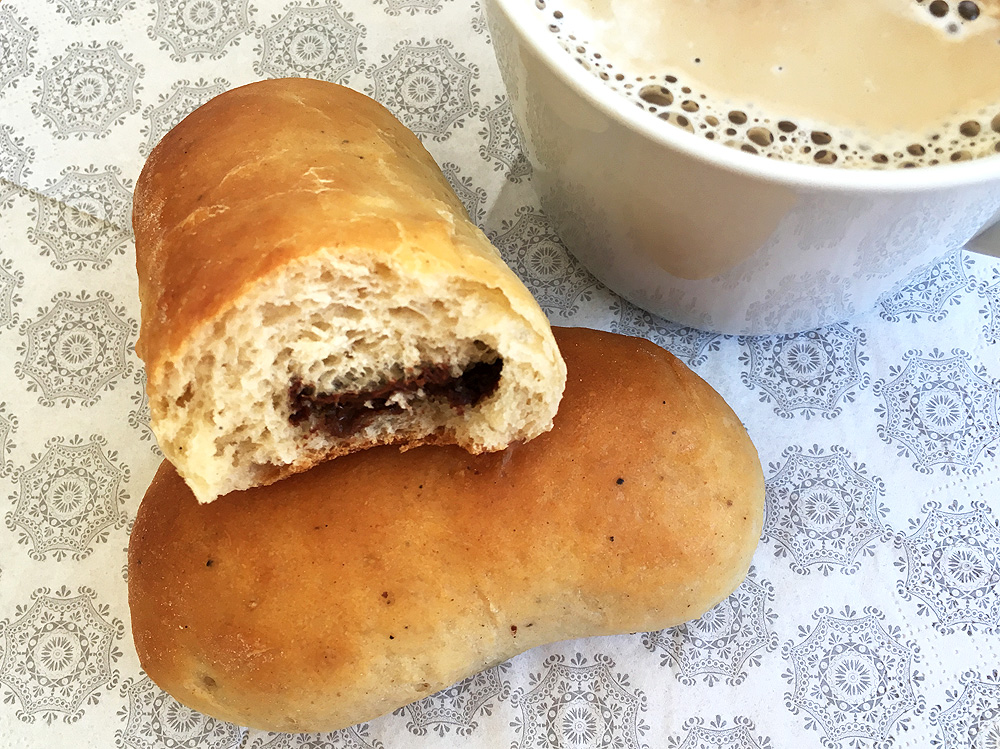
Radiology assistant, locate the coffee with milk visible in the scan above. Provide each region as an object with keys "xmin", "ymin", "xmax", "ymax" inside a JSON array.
[{"xmin": 542, "ymin": 0, "xmax": 1000, "ymax": 168}]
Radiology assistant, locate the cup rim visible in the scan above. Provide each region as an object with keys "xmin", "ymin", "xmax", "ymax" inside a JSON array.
[{"xmin": 490, "ymin": 0, "xmax": 1000, "ymax": 193}]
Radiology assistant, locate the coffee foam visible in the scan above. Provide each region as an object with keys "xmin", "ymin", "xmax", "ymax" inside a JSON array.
[{"xmin": 536, "ymin": 0, "xmax": 1000, "ymax": 169}]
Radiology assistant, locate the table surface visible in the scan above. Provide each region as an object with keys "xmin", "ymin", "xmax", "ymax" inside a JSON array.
[{"xmin": 1, "ymin": 1, "xmax": 999, "ymax": 747}]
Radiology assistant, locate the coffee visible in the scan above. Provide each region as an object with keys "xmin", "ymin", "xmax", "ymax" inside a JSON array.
[{"xmin": 538, "ymin": 0, "xmax": 1000, "ymax": 167}]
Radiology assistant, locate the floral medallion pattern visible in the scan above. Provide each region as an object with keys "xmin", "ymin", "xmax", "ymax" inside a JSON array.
[
  {"xmin": 944, "ymin": 194, "xmax": 1000, "ymax": 248},
  {"xmin": 53, "ymin": 0, "xmax": 134, "ymax": 25},
  {"xmin": 878, "ymin": 248, "xmax": 976, "ymax": 324},
  {"xmin": 610, "ymin": 298, "xmax": 723, "ymax": 367},
  {"xmin": 478, "ymin": 95, "xmax": 532, "ymax": 182},
  {"xmin": 0, "ymin": 124, "xmax": 33, "ymax": 205},
  {"xmin": 395, "ymin": 663, "xmax": 510, "ymax": 737},
  {"xmin": 879, "ymin": 248, "xmax": 975, "ymax": 323},
  {"xmin": 0, "ymin": 401, "xmax": 17, "ymax": 478},
  {"xmin": 374, "ymin": 0, "xmax": 448, "ymax": 15},
  {"xmin": 856, "ymin": 211, "xmax": 939, "ymax": 280},
  {"xmin": 129, "ymin": 370, "xmax": 161, "ymax": 454},
  {"xmin": 244, "ymin": 725, "xmax": 384, "ymax": 749},
  {"xmin": 116, "ymin": 675, "xmax": 243, "ymax": 749},
  {"xmin": 738, "ymin": 324, "xmax": 869, "ymax": 420},
  {"xmin": 7, "ymin": 434, "xmax": 129, "ymax": 562},
  {"xmin": 32, "ymin": 42, "xmax": 142, "ymax": 139},
  {"xmin": 643, "ymin": 570, "xmax": 778, "ymax": 687},
  {"xmin": 874, "ymin": 348, "xmax": 1000, "ymax": 475},
  {"xmin": 29, "ymin": 166, "xmax": 133, "ymax": 270},
  {"xmin": 744, "ymin": 270, "xmax": 855, "ymax": 334},
  {"xmin": 980, "ymin": 266, "xmax": 1000, "ymax": 344},
  {"xmin": 763, "ymin": 445, "xmax": 890, "ymax": 576},
  {"xmin": 149, "ymin": 0, "xmax": 252, "ymax": 62},
  {"xmin": 491, "ymin": 206, "xmax": 599, "ymax": 317},
  {"xmin": 782, "ymin": 606, "xmax": 923, "ymax": 748},
  {"xmin": 440, "ymin": 161, "xmax": 487, "ymax": 227},
  {"xmin": 255, "ymin": 1, "xmax": 365, "ymax": 81},
  {"xmin": 120, "ymin": 520, "xmax": 133, "ymax": 583},
  {"xmin": 470, "ymin": 0, "xmax": 489, "ymax": 36},
  {"xmin": 893, "ymin": 501, "xmax": 1000, "ymax": 635},
  {"xmin": 139, "ymin": 77, "xmax": 229, "ymax": 156},
  {"xmin": 929, "ymin": 669, "xmax": 1000, "ymax": 749},
  {"xmin": 0, "ymin": 254, "xmax": 25, "ymax": 330},
  {"xmin": 15, "ymin": 290, "xmax": 137, "ymax": 407},
  {"xmin": 666, "ymin": 716, "xmax": 774, "ymax": 749},
  {"xmin": 0, "ymin": 8, "xmax": 36, "ymax": 93},
  {"xmin": 510, "ymin": 652, "xmax": 649, "ymax": 749},
  {"xmin": 366, "ymin": 38, "xmax": 479, "ymax": 142},
  {"xmin": 0, "ymin": 586, "xmax": 124, "ymax": 724}
]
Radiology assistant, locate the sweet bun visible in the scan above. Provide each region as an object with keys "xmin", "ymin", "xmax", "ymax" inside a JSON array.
[
  {"xmin": 132, "ymin": 78, "xmax": 566, "ymax": 503},
  {"xmin": 128, "ymin": 327, "xmax": 765, "ymax": 733}
]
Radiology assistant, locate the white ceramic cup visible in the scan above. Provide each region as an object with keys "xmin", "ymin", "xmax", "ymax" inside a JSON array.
[{"xmin": 483, "ymin": 0, "xmax": 1000, "ymax": 335}]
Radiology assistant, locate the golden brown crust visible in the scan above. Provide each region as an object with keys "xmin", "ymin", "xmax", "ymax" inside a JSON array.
[
  {"xmin": 128, "ymin": 327, "xmax": 764, "ymax": 733},
  {"xmin": 132, "ymin": 78, "xmax": 566, "ymax": 501},
  {"xmin": 135, "ymin": 78, "xmax": 545, "ymax": 373}
]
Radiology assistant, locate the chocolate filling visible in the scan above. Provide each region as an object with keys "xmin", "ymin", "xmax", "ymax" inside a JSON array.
[{"xmin": 288, "ymin": 358, "xmax": 503, "ymax": 437}]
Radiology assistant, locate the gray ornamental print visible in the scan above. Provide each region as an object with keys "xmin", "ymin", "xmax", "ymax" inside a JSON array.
[
  {"xmin": 149, "ymin": 0, "xmax": 253, "ymax": 62},
  {"xmin": 893, "ymin": 500, "xmax": 1000, "ymax": 635},
  {"xmin": 470, "ymin": 0, "xmax": 488, "ymax": 37},
  {"xmin": 373, "ymin": 0, "xmax": 449, "ymax": 16},
  {"xmin": 254, "ymin": 1, "xmax": 366, "ymax": 82},
  {"xmin": 0, "ymin": 7, "xmax": 37, "ymax": 94},
  {"xmin": 0, "ymin": 124, "xmax": 34, "ymax": 202},
  {"xmin": 394, "ymin": 663, "xmax": 510, "ymax": 737},
  {"xmin": 929, "ymin": 669, "xmax": 1000, "ymax": 749},
  {"xmin": 116, "ymin": 675, "xmax": 243, "ymax": 749},
  {"xmin": 763, "ymin": 445, "xmax": 891, "ymax": 576},
  {"xmin": 478, "ymin": 95, "xmax": 532, "ymax": 182},
  {"xmin": 738, "ymin": 323, "xmax": 870, "ymax": 420},
  {"xmin": 879, "ymin": 248, "xmax": 975, "ymax": 323},
  {"xmin": 0, "ymin": 254, "xmax": 25, "ymax": 330},
  {"xmin": 0, "ymin": 586, "xmax": 125, "ymax": 724},
  {"xmin": 128, "ymin": 369, "xmax": 161, "ymax": 454},
  {"xmin": 15, "ymin": 290, "xmax": 137, "ymax": 408},
  {"xmin": 29, "ymin": 166, "xmax": 133, "ymax": 270},
  {"xmin": 52, "ymin": 0, "xmax": 133, "ymax": 25},
  {"xmin": 782, "ymin": 605, "xmax": 924, "ymax": 748},
  {"xmin": 856, "ymin": 210, "xmax": 943, "ymax": 280},
  {"xmin": 0, "ymin": 400, "xmax": 17, "ymax": 478},
  {"xmin": 610, "ymin": 298, "xmax": 723, "ymax": 368},
  {"xmin": 666, "ymin": 715, "xmax": 774, "ymax": 749},
  {"xmin": 243, "ymin": 725, "xmax": 385, "ymax": 749},
  {"xmin": 874, "ymin": 348, "xmax": 1000, "ymax": 475},
  {"xmin": 491, "ymin": 206, "xmax": 599, "ymax": 318},
  {"xmin": 440, "ymin": 161, "xmax": 488, "ymax": 227},
  {"xmin": 510, "ymin": 652, "xmax": 649, "ymax": 749},
  {"xmin": 7, "ymin": 434, "xmax": 129, "ymax": 562},
  {"xmin": 744, "ymin": 270, "xmax": 855, "ymax": 334},
  {"xmin": 32, "ymin": 41, "xmax": 143, "ymax": 140},
  {"xmin": 980, "ymin": 266, "xmax": 1000, "ymax": 343},
  {"xmin": 642, "ymin": 569, "xmax": 778, "ymax": 687},
  {"xmin": 366, "ymin": 38, "xmax": 480, "ymax": 142}
]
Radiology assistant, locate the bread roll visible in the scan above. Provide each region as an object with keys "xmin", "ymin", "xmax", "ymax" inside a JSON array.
[
  {"xmin": 133, "ymin": 78, "xmax": 566, "ymax": 503},
  {"xmin": 128, "ymin": 327, "xmax": 764, "ymax": 733}
]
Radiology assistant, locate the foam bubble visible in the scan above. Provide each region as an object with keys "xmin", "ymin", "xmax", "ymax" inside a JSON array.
[{"xmin": 540, "ymin": 0, "xmax": 1000, "ymax": 169}]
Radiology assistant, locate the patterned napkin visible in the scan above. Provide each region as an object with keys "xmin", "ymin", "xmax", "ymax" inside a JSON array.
[{"xmin": 1, "ymin": 1, "xmax": 999, "ymax": 747}]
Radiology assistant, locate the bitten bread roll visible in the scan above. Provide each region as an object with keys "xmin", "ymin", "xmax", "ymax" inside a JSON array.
[
  {"xmin": 133, "ymin": 78, "xmax": 566, "ymax": 503},
  {"xmin": 128, "ymin": 327, "xmax": 765, "ymax": 733}
]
